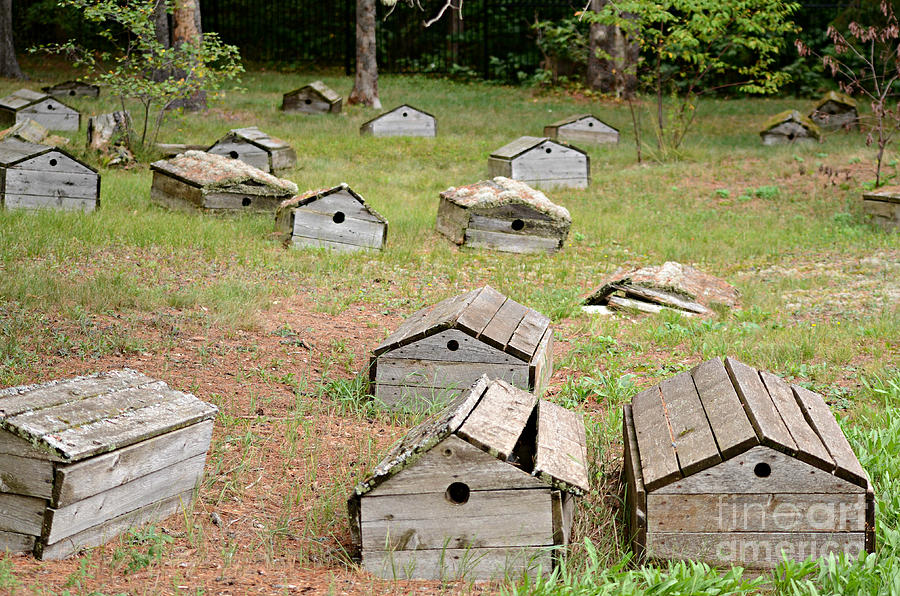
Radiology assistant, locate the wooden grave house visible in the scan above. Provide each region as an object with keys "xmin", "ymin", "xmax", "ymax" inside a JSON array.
[
  {"xmin": 809, "ymin": 91, "xmax": 858, "ymax": 131},
  {"xmin": 760, "ymin": 110, "xmax": 821, "ymax": 145},
  {"xmin": 623, "ymin": 356, "xmax": 874, "ymax": 569},
  {"xmin": 543, "ymin": 114, "xmax": 618, "ymax": 145},
  {"xmin": 350, "ymin": 375, "xmax": 589, "ymax": 580},
  {"xmin": 0, "ymin": 369, "xmax": 217, "ymax": 560},
  {"xmin": 41, "ymin": 81, "xmax": 100, "ymax": 98},
  {"xmin": 360, "ymin": 104, "xmax": 436, "ymax": 137},
  {"xmin": 150, "ymin": 150, "xmax": 298, "ymax": 213},
  {"xmin": 436, "ymin": 176, "xmax": 571, "ymax": 254},
  {"xmin": 0, "ymin": 139, "xmax": 99, "ymax": 211},
  {"xmin": 0, "ymin": 89, "xmax": 80, "ymax": 131},
  {"xmin": 862, "ymin": 186, "xmax": 900, "ymax": 231},
  {"xmin": 488, "ymin": 136, "xmax": 589, "ymax": 189},
  {"xmin": 281, "ymin": 80, "xmax": 342, "ymax": 114},
  {"xmin": 275, "ymin": 183, "xmax": 387, "ymax": 252},
  {"xmin": 370, "ymin": 285, "xmax": 553, "ymax": 410},
  {"xmin": 207, "ymin": 126, "xmax": 297, "ymax": 173}
]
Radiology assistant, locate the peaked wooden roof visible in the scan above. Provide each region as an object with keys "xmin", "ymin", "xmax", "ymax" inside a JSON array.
[
  {"xmin": 0, "ymin": 138, "xmax": 96, "ymax": 172},
  {"xmin": 490, "ymin": 136, "xmax": 587, "ymax": 160},
  {"xmin": 278, "ymin": 183, "xmax": 387, "ymax": 222},
  {"xmin": 351, "ymin": 376, "xmax": 589, "ymax": 502},
  {"xmin": 0, "ymin": 369, "xmax": 217, "ymax": 462},
  {"xmin": 360, "ymin": 103, "xmax": 436, "ymax": 127},
  {"xmin": 290, "ymin": 80, "xmax": 341, "ymax": 104},
  {"xmin": 813, "ymin": 90, "xmax": 856, "ymax": 110},
  {"xmin": 629, "ymin": 356, "xmax": 869, "ymax": 492},
  {"xmin": 440, "ymin": 177, "xmax": 571, "ymax": 224},
  {"xmin": 761, "ymin": 110, "xmax": 821, "ymax": 138},
  {"xmin": 0, "ymin": 89, "xmax": 49, "ymax": 110},
  {"xmin": 41, "ymin": 80, "xmax": 100, "ymax": 95},
  {"xmin": 210, "ymin": 126, "xmax": 291, "ymax": 152},
  {"xmin": 150, "ymin": 150, "xmax": 298, "ymax": 195},
  {"xmin": 374, "ymin": 285, "xmax": 551, "ymax": 361},
  {"xmin": 546, "ymin": 113, "xmax": 618, "ymax": 132}
]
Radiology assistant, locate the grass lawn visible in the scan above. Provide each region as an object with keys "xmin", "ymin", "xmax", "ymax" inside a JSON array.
[{"xmin": 0, "ymin": 59, "xmax": 897, "ymax": 594}]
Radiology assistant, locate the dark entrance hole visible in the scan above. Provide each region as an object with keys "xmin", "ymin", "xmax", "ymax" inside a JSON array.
[
  {"xmin": 332, "ymin": 211, "xmax": 345, "ymax": 224},
  {"xmin": 447, "ymin": 339, "xmax": 459, "ymax": 351},
  {"xmin": 229, "ymin": 150, "xmax": 239, "ymax": 159},
  {"xmin": 511, "ymin": 219, "xmax": 525, "ymax": 231},
  {"xmin": 445, "ymin": 482, "xmax": 470, "ymax": 505},
  {"xmin": 242, "ymin": 197, "xmax": 251, "ymax": 207},
  {"xmin": 754, "ymin": 462, "xmax": 772, "ymax": 478}
]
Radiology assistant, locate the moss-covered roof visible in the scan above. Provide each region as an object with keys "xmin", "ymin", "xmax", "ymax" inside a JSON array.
[
  {"xmin": 439, "ymin": 177, "xmax": 571, "ymax": 224},
  {"xmin": 150, "ymin": 150, "xmax": 298, "ymax": 195},
  {"xmin": 761, "ymin": 110, "xmax": 822, "ymax": 138},
  {"xmin": 813, "ymin": 90, "xmax": 857, "ymax": 111}
]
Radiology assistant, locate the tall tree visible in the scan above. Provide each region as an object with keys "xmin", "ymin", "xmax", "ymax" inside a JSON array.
[
  {"xmin": 172, "ymin": 0, "xmax": 206, "ymax": 111},
  {"xmin": 586, "ymin": 0, "xmax": 635, "ymax": 97},
  {"xmin": 348, "ymin": 0, "xmax": 381, "ymax": 108},
  {"xmin": 0, "ymin": 0, "xmax": 25, "ymax": 79}
]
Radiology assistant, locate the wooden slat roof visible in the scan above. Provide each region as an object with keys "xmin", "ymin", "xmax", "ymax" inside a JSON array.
[
  {"xmin": 490, "ymin": 136, "xmax": 588, "ymax": 159},
  {"xmin": 150, "ymin": 150, "xmax": 298, "ymax": 195},
  {"xmin": 0, "ymin": 89, "xmax": 48, "ymax": 110},
  {"xmin": 629, "ymin": 356, "xmax": 869, "ymax": 491},
  {"xmin": 373, "ymin": 285, "xmax": 551, "ymax": 361},
  {"xmin": 211, "ymin": 126, "xmax": 291, "ymax": 152},
  {"xmin": 0, "ymin": 139, "xmax": 95, "ymax": 172},
  {"xmin": 288, "ymin": 80, "xmax": 341, "ymax": 104},
  {"xmin": 545, "ymin": 113, "xmax": 618, "ymax": 132},
  {"xmin": 350, "ymin": 376, "xmax": 589, "ymax": 502},
  {"xmin": 278, "ymin": 183, "xmax": 387, "ymax": 223},
  {"xmin": 0, "ymin": 369, "xmax": 217, "ymax": 462},
  {"xmin": 813, "ymin": 90, "xmax": 856, "ymax": 110},
  {"xmin": 360, "ymin": 104, "xmax": 436, "ymax": 128}
]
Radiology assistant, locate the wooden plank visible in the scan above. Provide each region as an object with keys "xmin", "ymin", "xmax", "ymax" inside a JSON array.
[
  {"xmin": 0, "ymin": 492, "xmax": 46, "ymax": 536},
  {"xmin": 361, "ymin": 488, "xmax": 552, "ymax": 551},
  {"xmin": 658, "ymin": 372, "xmax": 721, "ymax": 477},
  {"xmin": 289, "ymin": 236, "xmax": 376, "ymax": 253},
  {"xmin": 465, "ymin": 228, "xmax": 562, "ymax": 254},
  {"xmin": 793, "ymin": 384, "xmax": 868, "ymax": 487},
  {"xmin": 533, "ymin": 400, "xmax": 589, "ymax": 493},
  {"xmin": 606, "ymin": 295, "xmax": 699, "ymax": 317},
  {"xmin": 631, "ymin": 387, "xmax": 680, "ymax": 491},
  {"xmin": 0, "ymin": 369, "xmax": 153, "ymax": 418},
  {"xmin": 365, "ymin": 108, "xmax": 436, "ymax": 137},
  {"xmin": 43, "ymin": 453, "xmax": 206, "ymax": 544},
  {"xmin": 3, "ymin": 193, "xmax": 97, "ymax": 212},
  {"xmin": 623, "ymin": 404, "xmax": 646, "ymax": 557},
  {"xmin": 37, "ymin": 488, "xmax": 192, "ymax": 561},
  {"xmin": 367, "ymin": 435, "xmax": 544, "ymax": 497},
  {"xmin": 201, "ymin": 191, "xmax": 285, "ymax": 212},
  {"xmin": 207, "ymin": 141, "xmax": 270, "ymax": 172},
  {"xmin": 479, "ymin": 298, "xmax": 529, "ymax": 351},
  {"xmin": 375, "ymin": 357, "xmax": 529, "ymax": 391},
  {"xmin": 529, "ymin": 328, "xmax": 553, "ymax": 396},
  {"xmin": 373, "ymin": 384, "xmax": 462, "ymax": 411},
  {"xmin": 617, "ymin": 284, "xmax": 711, "ymax": 315},
  {"xmin": 690, "ymin": 358, "xmax": 758, "ymax": 459},
  {"xmin": 300, "ymin": 190, "xmax": 381, "ymax": 222},
  {"xmin": 0, "ymin": 429, "xmax": 64, "ymax": 461},
  {"xmin": 291, "ymin": 208, "xmax": 385, "ymax": 249},
  {"xmin": 655, "ymin": 445, "xmax": 866, "ymax": 495},
  {"xmin": 435, "ymin": 196, "xmax": 469, "ymax": 245},
  {"xmin": 490, "ymin": 137, "xmax": 543, "ymax": 159},
  {"xmin": 457, "ymin": 380, "xmax": 537, "ymax": 459},
  {"xmin": 362, "ymin": 545, "xmax": 552, "ymax": 581},
  {"xmin": 647, "ymin": 492, "xmax": 866, "ymax": 533},
  {"xmin": 647, "ymin": 531, "xmax": 866, "ymax": 568},
  {"xmin": 282, "ymin": 91, "xmax": 333, "ymax": 114},
  {"xmin": 0, "ymin": 453, "xmax": 53, "ymax": 499},
  {"xmin": 511, "ymin": 142, "xmax": 589, "ymax": 189},
  {"xmin": 375, "ymin": 288, "xmax": 482, "ymax": 354},
  {"xmin": 725, "ymin": 357, "xmax": 797, "ymax": 453},
  {"xmin": 53, "ymin": 420, "xmax": 213, "ymax": 508},
  {"xmin": 456, "ymin": 286, "xmax": 507, "ymax": 337},
  {"xmin": 0, "ymin": 529, "xmax": 35, "ymax": 554},
  {"xmin": 468, "ymin": 214, "xmax": 566, "ymax": 235},
  {"xmin": 487, "ymin": 156, "xmax": 512, "ymax": 178},
  {"xmin": 16, "ymin": 151, "xmax": 92, "ymax": 174},
  {"xmin": 387, "ymin": 329, "xmax": 521, "ymax": 365},
  {"xmin": 270, "ymin": 147, "xmax": 296, "ymax": 171},
  {"xmin": 150, "ymin": 172, "xmax": 202, "ymax": 210},
  {"xmin": 18, "ymin": 110, "xmax": 79, "ymax": 132},
  {"xmin": 760, "ymin": 372, "xmax": 834, "ymax": 471}
]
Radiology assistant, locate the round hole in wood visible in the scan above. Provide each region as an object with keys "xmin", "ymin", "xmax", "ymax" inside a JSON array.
[
  {"xmin": 511, "ymin": 219, "xmax": 525, "ymax": 231},
  {"xmin": 754, "ymin": 462, "xmax": 771, "ymax": 478},
  {"xmin": 242, "ymin": 197, "xmax": 252, "ymax": 207},
  {"xmin": 69, "ymin": 90, "xmax": 76, "ymax": 96},
  {"xmin": 445, "ymin": 482, "xmax": 470, "ymax": 505},
  {"xmin": 228, "ymin": 150, "xmax": 239, "ymax": 159},
  {"xmin": 447, "ymin": 339, "xmax": 459, "ymax": 351},
  {"xmin": 304, "ymin": 98, "xmax": 312, "ymax": 105},
  {"xmin": 588, "ymin": 121, "xmax": 594, "ymax": 127},
  {"xmin": 443, "ymin": 448, "xmax": 453, "ymax": 457},
  {"xmin": 787, "ymin": 133, "xmax": 795, "ymax": 141},
  {"xmin": 332, "ymin": 211, "xmax": 345, "ymax": 224},
  {"xmin": 545, "ymin": 147, "xmax": 552, "ymax": 154},
  {"xmin": 49, "ymin": 158, "xmax": 58, "ymax": 167},
  {"xmin": 402, "ymin": 111, "xmax": 409, "ymax": 117},
  {"xmin": 47, "ymin": 104, "xmax": 55, "ymax": 110}
]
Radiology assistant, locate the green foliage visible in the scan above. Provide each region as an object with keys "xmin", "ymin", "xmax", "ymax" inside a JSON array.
[
  {"xmin": 113, "ymin": 525, "xmax": 174, "ymax": 573},
  {"xmin": 533, "ymin": 16, "xmax": 590, "ymax": 85},
  {"xmin": 33, "ymin": 0, "xmax": 242, "ymax": 148}
]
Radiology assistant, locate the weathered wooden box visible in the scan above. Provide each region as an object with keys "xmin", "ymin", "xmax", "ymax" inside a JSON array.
[
  {"xmin": 350, "ymin": 375, "xmax": 589, "ymax": 580},
  {"xmin": 760, "ymin": 110, "xmax": 821, "ymax": 145},
  {"xmin": 809, "ymin": 91, "xmax": 858, "ymax": 131},
  {"xmin": 0, "ymin": 139, "xmax": 99, "ymax": 211},
  {"xmin": 207, "ymin": 126, "xmax": 296, "ymax": 173},
  {"xmin": 543, "ymin": 114, "xmax": 618, "ymax": 145},
  {"xmin": 281, "ymin": 81, "xmax": 342, "ymax": 114},
  {"xmin": 0, "ymin": 369, "xmax": 217, "ymax": 560},
  {"xmin": 0, "ymin": 89, "xmax": 80, "ymax": 131},
  {"xmin": 150, "ymin": 150, "xmax": 298, "ymax": 213},
  {"xmin": 436, "ymin": 177, "xmax": 571, "ymax": 254},
  {"xmin": 623, "ymin": 356, "xmax": 874, "ymax": 569},
  {"xmin": 41, "ymin": 81, "xmax": 100, "ymax": 98},
  {"xmin": 360, "ymin": 104, "xmax": 436, "ymax": 137},
  {"xmin": 488, "ymin": 136, "xmax": 589, "ymax": 189},
  {"xmin": 370, "ymin": 285, "xmax": 553, "ymax": 410},
  {"xmin": 862, "ymin": 187, "xmax": 900, "ymax": 231},
  {"xmin": 275, "ymin": 183, "xmax": 387, "ymax": 252}
]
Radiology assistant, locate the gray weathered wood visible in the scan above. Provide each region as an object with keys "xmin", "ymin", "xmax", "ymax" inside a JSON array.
[
  {"xmin": 20, "ymin": 100, "xmax": 79, "ymax": 132},
  {"xmin": 290, "ymin": 208, "xmax": 385, "ymax": 250},
  {"xmin": 0, "ymin": 529, "xmax": 35, "ymax": 554},
  {"xmin": 3, "ymin": 194, "xmax": 96, "ymax": 212},
  {"xmin": 387, "ymin": 329, "xmax": 521, "ymax": 365},
  {"xmin": 533, "ymin": 400, "xmax": 589, "ymax": 493},
  {"xmin": 690, "ymin": 358, "xmax": 758, "ymax": 459},
  {"xmin": 37, "ymin": 488, "xmax": 193, "ymax": 561},
  {"xmin": 0, "ymin": 492, "xmax": 46, "ymax": 536},
  {"xmin": 631, "ymin": 387, "xmax": 680, "ymax": 491},
  {"xmin": 647, "ymin": 492, "xmax": 866, "ymax": 533},
  {"xmin": 793, "ymin": 384, "xmax": 868, "ymax": 487},
  {"xmin": 155, "ymin": 143, "xmax": 207, "ymax": 157},
  {"xmin": 0, "ymin": 429, "xmax": 64, "ymax": 461},
  {"xmin": 655, "ymin": 446, "xmax": 866, "ymax": 495},
  {"xmin": 360, "ymin": 105, "xmax": 436, "ymax": 137},
  {"xmin": 0, "ymin": 453, "xmax": 53, "ymax": 498},
  {"xmin": 760, "ymin": 371, "xmax": 833, "ymax": 471},
  {"xmin": 862, "ymin": 196, "xmax": 900, "ymax": 230},
  {"xmin": 468, "ymin": 214, "xmax": 565, "ymax": 236},
  {"xmin": 605, "ymin": 295, "xmax": 700, "ymax": 317},
  {"xmin": 456, "ymin": 286, "xmax": 507, "ymax": 337},
  {"xmin": 614, "ymin": 283, "xmax": 711, "ymax": 315},
  {"xmin": 464, "ymin": 228, "xmax": 563, "ymax": 254},
  {"xmin": 435, "ymin": 197, "xmax": 469, "ymax": 244},
  {"xmin": 42, "ymin": 81, "xmax": 100, "ymax": 98},
  {"xmin": 659, "ymin": 372, "xmax": 721, "ymax": 477},
  {"xmin": 367, "ymin": 435, "xmax": 544, "ymax": 497},
  {"xmin": 281, "ymin": 81, "xmax": 342, "ymax": 114},
  {"xmin": 14, "ymin": 151, "xmax": 91, "ymax": 174},
  {"xmin": 725, "ymin": 357, "xmax": 797, "ymax": 453},
  {"xmin": 487, "ymin": 156, "xmax": 512, "ymax": 178},
  {"xmin": 150, "ymin": 174, "xmax": 202, "ymax": 211},
  {"xmin": 361, "ymin": 488, "xmax": 552, "ymax": 551},
  {"xmin": 529, "ymin": 329, "xmax": 553, "ymax": 397},
  {"xmin": 362, "ymin": 545, "xmax": 553, "ymax": 581},
  {"xmin": 53, "ymin": 420, "xmax": 213, "ymax": 508},
  {"xmin": 373, "ymin": 384, "xmax": 462, "ymax": 411},
  {"xmin": 480, "ymin": 298, "xmax": 529, "ymax": 351},
  {"xmin": 43, "ymin": 453, "xmax": 206, "ymax": 544},
  {"xmin": 507, "ymin": 310, "xmax": 551, "ymax": 362},
  {"xmin": 374, "ymin": 288, "xmax": 481, "ymax": 354},
  {"xmin": 623, "ymin": 404, "xmax": 646, "ymax": 557},
  {"xmin": 509, "ymin": 140, "xmax": 589, "ymax": 190},
  {"xmin": 207, "ymin": 141, "xmax": 269, "ymax": 171},
  {"xmin": 457, "ymin": 380, "xmax": 537, "ymax": 459},
  {"xmin": 375, "ymin": 357, "xmax": 529, "ymax": 391}
]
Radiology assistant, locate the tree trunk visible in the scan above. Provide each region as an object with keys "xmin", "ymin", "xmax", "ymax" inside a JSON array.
[
  {"xmin": 348, "ymin": 0, "xmax": 381, "ymax": 108},
  {"xmin": 0, "ymin": 0, "xmax": 24, "ymax": 79},
  {"xmin": 587, "ymin": 0, "xmax": 636, "ymax": 97},
  {"xmin": 171, "ymin": 0, "xmax": 207, "ymax": 111},
  {"xmin": 150, "ymin": 0, "xmax": 171, "ymax": 82}
]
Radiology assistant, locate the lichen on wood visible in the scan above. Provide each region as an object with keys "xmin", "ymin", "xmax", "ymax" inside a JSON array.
[
  {"xmin": 440, "ymin": 177, "xmax": 571, "ymax": 224},
  {"xmin": 150, "ymin": 151, "xmax": 298, "ymax": 195}
]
